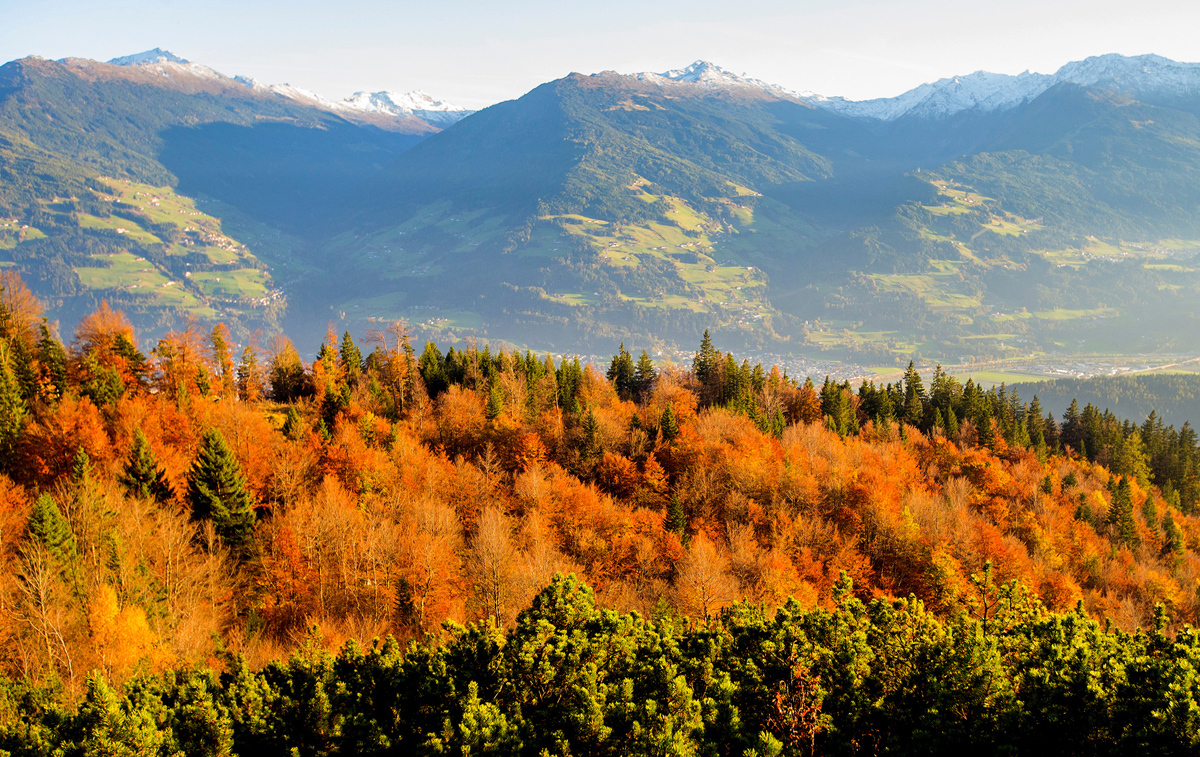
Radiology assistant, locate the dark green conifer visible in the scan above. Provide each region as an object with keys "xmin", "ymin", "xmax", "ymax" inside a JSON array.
[
  {"xmin": 340, "ymin": 331, "xmax": 362, "ymax": 385},
  {"xmin": 71, "ymin": 447, "xmax": 93, "ymax": 484},
  {"xmin": 121, "ymin": 430, "xmax": 174, "ymax": 504},
  {"xmin": 418, "ymin": 342, "xmax": 448, "ymax": 397},
  {"xmin": 281, "ymin": 406, "xmax": 302, "ymax": 439},
  {"xmin": 664, "ymin": 494, "xmax": 687, "ymax": 538},
  {"xmin": 606, "ymin": 343, "xmax": 635, "ymax": 398},
  {"xmin": 1107, "ymin": 476, "xmax": 1138, "ymax": 549},
  {"xmin": 902, "ymin": 361, "xmax": 925, "ymax": 428},
  {"xmin": 633, "ymin": 350, "xmax": 657, "ymax": 401},
  {"xmin": 581, "ymin": 406, "xmax": 600, "ymax": 456},
  {"xmin": 113, "ymin": 333, "xmax": 148, "ymax": 385},
  {"xmin": 660, "ymin": 403, "xmax": 680, "ymax": 442},
  {"xmin": 693, "ymin": 330, "xmax": 717, "ymax": 386},
  {"xmin": 186, "ymin": 428, "xmax": 257, "ymax": 563},
  {"xmin": 1163, "ymin": 510, "xmax": 1185, "ymax": 558},
  {"xmin": 26, "ymin": 493, "xmax": 76, "ymax": 567},
  {"xmin": 0, "ymin": 339, "xmax": 27, "ymax": 462},
  {"xmin": 486, "ymin": 379, "xmax": 504, "ymax": 420}
]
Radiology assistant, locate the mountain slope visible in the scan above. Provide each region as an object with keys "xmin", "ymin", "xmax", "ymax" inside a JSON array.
[
  {"xmin": 9, "ymin": 50, "xmax": 1200, "ymax": 361},
  {"xmin": 314, "ymin": 55, "xmax": 1200, "ymax": 358},
  {"xmin": 0, "ymin": 54, "xmax": 428, "ymax": 335}
]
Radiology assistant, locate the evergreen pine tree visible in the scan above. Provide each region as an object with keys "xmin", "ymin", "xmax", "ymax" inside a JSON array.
[
  {"xmin": 1163, "ymin": 510, "xmax": 1185, "ymax": 558},
  {"xmin": 693, "ymin": 330, "xmax": 717, "ymax": 387},
  {"xmin": 71, "ymin": 447, "xmax": 93, "ymax": 484},
  {"xmin": 581, "ymin": 406, "xmax": 600, "ymax": 457},
  {"xmin": 269, "ymin": 341, "xmax": 309, "ymax": 402},
  {"xmin": 664, "ymin": 494, "xmax": 687, "ymax": 538},
  {"xmin": 660, "ymin": 403, "xmax": 680, "ymax": 442},
  {"xmin": 121, "ymin": 430, "xmax": 174, "ymax": 504},
  {"xmin": 418, "ymin": 342, "xmax": 448, "ymax": 398},
  {"xmin": 1107, "ymin": 476, "xmax": 1138, "ymax": 549},
  {"xmin": 186, "ymin": 429, "xmax": 257, "ymax": 563},
  {"xmin": 9, "ymin": 336, "xmax": 37, "ymax": 402},
  {"xmin": 486, "ymin": 379, "xmax": 504, "ymax": 420},
  {"xmin": 606, "ymin": 343, "xmax": 635, "ymax": 398},
  {"xmin": 340, "ymin": 331, "xmax": 363, "ymax": 385},
  {"xmin": 281, "ymin": 406, "xmax": 303, "ymax": 440},
  {"xmin": 26, "ymin": 493, "xmax": 77, "ymax": 567},
  {"xmin": 902, "ymin": 361, "xmax": 925, "ymax": 428},
  {"xmin": 633, "ymin": 350, "xmax": 657, "ymax": 401},
  {"xmin": 112, "ymin": 334, "xmax": 148, "ymax": 385},
  {"xmin": 0, "ymin": 339, "xmax": 27, "ymax": 463},
  {"xmin": 1062, "ymin": 399, "xmax": 1084, "ymax": 454}
]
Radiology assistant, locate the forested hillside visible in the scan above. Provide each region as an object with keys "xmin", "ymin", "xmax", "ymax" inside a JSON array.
[
  {"xmin": 1012, "ymin": 373, "xmax": 1200, "ymax": 429},
  {"xmin": 0, "ymin": 271, "xmax": 1195, "ymax": 750}
]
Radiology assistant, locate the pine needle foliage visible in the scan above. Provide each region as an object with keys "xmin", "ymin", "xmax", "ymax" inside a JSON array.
[
  {"xmin": 186, "ymin": 429, "xmax": 257, "ymax": 563},
  {"xmin": 121, "ymin": 430, "xmax": 174, "ymax": 504}
]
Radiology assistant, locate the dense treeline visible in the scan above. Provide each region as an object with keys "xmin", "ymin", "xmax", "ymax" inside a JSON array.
[
  {"xmin": 4, "ymin": 573, "xmax": 1200, "ymax": 756},
  {"xmin": 1014, "ymin": 372, "xmax": 1200, "ymax": 429},
  {"xmin": 0, "ymin": 274, "xmax": 1197, "ymax": 750}
]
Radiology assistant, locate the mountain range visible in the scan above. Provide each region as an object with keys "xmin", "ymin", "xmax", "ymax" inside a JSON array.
[{"xmin": 4, "ymin": 48, "xmax": 1200, "ymax": 363}]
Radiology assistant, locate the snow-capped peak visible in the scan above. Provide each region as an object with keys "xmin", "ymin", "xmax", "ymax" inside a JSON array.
[
  {"xmin": 231, "ymin": 77, "xmax": 472, "ymax": 127},
  {"xmin": 634, "ymin": 60, "xmax": 813, "ymax": 101},
  {"xmin": 1055, "ymin": 53, "xmax": 1200, "ymax": 98},
  {"xmin": 814, "ymin": 69, "xmax": 1055, "ymax": 120},
  {"xmin": 108, "ymin": 48, "xmax": 189, "ymax": 66},
  {"xmin": 812, "ymin": 53, "xmax": 1200, "ymax": 121},
  {"xmin": 101, "ymin": 49, "xmax": 226, "ymax": 83},
  {"xmin": 338, "ymin": 90, "xmax": 469, "ymax": 126}
]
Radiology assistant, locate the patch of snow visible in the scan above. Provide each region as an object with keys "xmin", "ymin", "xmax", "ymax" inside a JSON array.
[
  {"xmin": 108, "ymin": 48, "xmax": 189, "ymax": 66},
  {"xmin": 250, "ymin": 83, "xmax": 473, "ymax": 126},
  {"xmin": 814, "ymin": 70, "xmax": 1055, "ymax": 120},
  {"xmin": 107, "ymin": 49, "xmax": 470, "ymax": 126},
  {"xmin": 1055, "ymin": 53, "xmax": 1200, "ymax": 98},
  {"xmin": 633, "ymin": 60, "xmax": 813, "ymax": 102},
  {"xmin": 338, "ymin": 90, "xmax": 472, "ymax": 127},
  {"xmin": 813, "ymin": 53, "xmax": 1200, "ymax": 121}
]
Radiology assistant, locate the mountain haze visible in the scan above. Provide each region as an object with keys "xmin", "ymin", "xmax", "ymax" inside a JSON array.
[{"xmin": 4, "ymin": 49, "xmax": 1200, "ymax": 360}]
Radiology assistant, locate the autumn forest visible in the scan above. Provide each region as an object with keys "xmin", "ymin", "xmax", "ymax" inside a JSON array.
[{"xmin": 0, "ymin": 271, "xmax": 1196, "ymax": 753}]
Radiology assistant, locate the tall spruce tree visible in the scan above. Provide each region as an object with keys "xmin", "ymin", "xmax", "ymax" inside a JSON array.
[
  {"xmin": 187, "ymin": 429, "xmax": 257, "ymax": 563},
  {"xmin": 486, "ymin": 379, "xmax": 504, "ymax": 420},
  {"xmin": 902, "ymin": 361, "xmax": 926, "ymax": 428},
  {"xmin": 1108, "ymin": 476, "xmax": 1138, "ymax": 549},
  {"xmin": 660, "ymin": 403, "xmax": 680, "ymax": 442},
  {"xmin": 0, "ymin": 339, "xmax": 27, "ymax": 463},
  {"xmin": 26, "ymin": 493, "xmax": 76, "ymax": 568},
  {"xmin": 693, "ymin": 330, "xmax": 717, "ymax": 387},
  {"xmin": 633, "ymin": 350, "xmax": 657, "ymax": 402},
  {"xmin": 606, "ymin": 343, "xmax": 635, "ymax": 399},
  {"xmin": 121, "ymin": 430, "xmax": 174, "ymax": 504},
  {"xmin": 340, "ymin": 331, "xmax": 363, "ymax": 385},
  {"xmin": 664, "ymin": 494, "xmax": 687, "ymax": 538}
]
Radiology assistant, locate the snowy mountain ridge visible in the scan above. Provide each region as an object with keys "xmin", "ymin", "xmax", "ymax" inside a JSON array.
[
  {"xmin": 634, "ymin": 60, "xmax": 815, "ymax": 101},
  {"xmin": 812, "ymin": 53, "xmax": 1200, "ymax": 120},
  {"xmin": 634, "ymin": 54, "xmax": 1200, "ymax": 121},
  {"xmin": 107, "ymin": 48, "xmax": 188, "ymax": 66},
  {"xmin": 109, "ymin": 49, "xmax": 471, "ymax": 128}
]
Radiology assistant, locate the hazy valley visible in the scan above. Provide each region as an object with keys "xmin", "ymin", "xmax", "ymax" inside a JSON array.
[{"xmin": 4, "ymin": 50, "xmax": 1200, "ymax": 375}]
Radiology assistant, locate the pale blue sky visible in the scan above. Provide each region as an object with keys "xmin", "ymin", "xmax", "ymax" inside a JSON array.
[{"xmin": 5, "ymin": 0, "xmax": 1199, "ymax": 108}]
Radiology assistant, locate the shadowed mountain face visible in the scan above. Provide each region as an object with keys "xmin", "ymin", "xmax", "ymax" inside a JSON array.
[{"xmin": 6, "ymin": 52, "xmax": 1200, "ymax": 360}]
